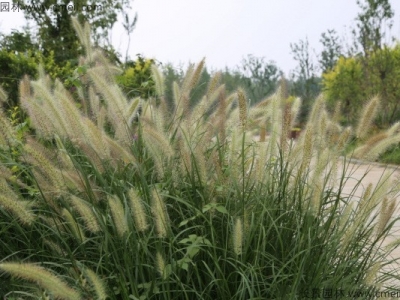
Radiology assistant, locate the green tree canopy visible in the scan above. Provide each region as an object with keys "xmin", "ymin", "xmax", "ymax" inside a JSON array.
[{"xmin": 13, "ymin": 0, "xmax": 134, "ymax": 63}]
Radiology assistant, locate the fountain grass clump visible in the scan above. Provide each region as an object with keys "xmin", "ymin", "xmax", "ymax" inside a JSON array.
[{"xmin": 0, "ymin": 17, "xmax": 400, "ymax": 299}]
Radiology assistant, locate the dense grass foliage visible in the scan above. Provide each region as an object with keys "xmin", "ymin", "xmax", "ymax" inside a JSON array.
[{"xmin": 0, "ymin": 18, "xmax": 400, "ymax": 299}]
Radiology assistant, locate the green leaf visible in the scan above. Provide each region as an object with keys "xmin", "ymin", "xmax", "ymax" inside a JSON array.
[{"xmin": 215, "ymin": 205, "xmax": 229, "ymax": 214}]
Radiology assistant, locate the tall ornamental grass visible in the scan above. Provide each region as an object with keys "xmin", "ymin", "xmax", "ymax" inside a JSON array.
[{"xmin": 0, "ymin": 18, "xmax": 400, "ymax": 299}]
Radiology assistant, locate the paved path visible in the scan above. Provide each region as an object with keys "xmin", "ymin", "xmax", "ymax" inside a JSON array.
[{"xmin": 338, "ymin": 159, "xmax": 400, "ymax": 287}]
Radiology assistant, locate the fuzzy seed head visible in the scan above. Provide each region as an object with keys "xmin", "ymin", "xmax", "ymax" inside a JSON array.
[
  {"xmin": 237, "ymin": 88, "xmax": 247, "ymax": 128},
  {"xmin": 151, "ymin": 189, "xmax": 169, "ymax": 238},
  {"xmin": 128, "ymin": 188, "xmax": 149, "ymax": 232},
  {"xmin": 0, "ymin": 263, "xmax": 81, "ymax": 300},
  {"xmin": 233, "ymin": 217, "xmax": 243, "ymax": 256},
  {"xmin": 108, "ymin": 195, "xmax": 128, "ymax": 237},
  {"xmin": 83, "ymin": 267, "xmax": 107, "ymax": 300},
  {"xmin": 356, "ymin": 96, "xmax": 379, "ymax": 140},
  {"xmin": 70, "ymin": 196, "xmax": 100, "ymax": 233},
  {"xmin": 155, "ymin": 251, "xmax": 167, "ymax": 278}
]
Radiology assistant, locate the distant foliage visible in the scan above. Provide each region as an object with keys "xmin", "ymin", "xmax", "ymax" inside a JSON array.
[
  {"xmin": 323, "ymin": 56, "xmax": 364, "ymax": 123},
  {"xmin": 0, "ymin": 49, "xmax": 74, "ymax": 108},
  {"xmin": 116, "ymin": 55, "xmax": 156, "ymax": 98},
  {"xmin": 323, "ymin": 45, "xmax": 400, "ymax": 126}
]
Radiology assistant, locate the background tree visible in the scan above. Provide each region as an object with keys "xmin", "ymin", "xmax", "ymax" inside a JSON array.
[
  {"xmin": 322, "ymin": 0, "xmax": 398, "ymax": 127},
  {"xmin": 239, "ymin": 54, "xmax": 280, "ymax": 104},
  {"xmin": 122, "ymin": 11, "xmax": 138, "ymax": 64},
  {"xmin": 319, "ymin": 29, "xmax": 343, "ymax": 74},
  {"xmin": 322, "ymin": 56, "xmax": 364, "ymax": 123},
  {"xmin": 355, "ymin": 0, "xmax": 394, "ymax": 56},
  {"xmin": 13, "ymin": 0, "xmax": 133, "ymax": 64},
  {"xmin": 290, "ymin": 37, "xmax": 321, "ymax": 122}
]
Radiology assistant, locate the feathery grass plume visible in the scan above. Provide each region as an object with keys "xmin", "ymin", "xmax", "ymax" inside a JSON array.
[
  {"xmin": 0, "ymin": 263, "xmax": 81, "ymax": 300},
  {"xmin": 128, "ymin": 188, "xmax": 149, "ymax": 232},
  {"xmin": 0, "ymin": 110, "xmax": 15, "ymax": 146},
  {"xmin": 290, "ymin": 97, "xmax": 301, "ymax": 128},
  {"xmin": 71, "ymin": 16, "xmax": 86, "ymax": 50},
  {"xmin": 83, "ymin": 267, "xmax": 107, "ymax": 300},
  {"xmin": 310, "ymin": 180, "xmax": 323, "ymax": 214},
  {"xmin": 181, "ymin": 63, "xmax": 195, "ymax": 94},
  {"xmin": 232, "ymin": 217, "xmax": 243, "ymax": 256},
  {"xmin": 312, "ymin": 148, "xmax": 330, "ymax": 183},
  {"xmin": 363, "ymin": 135, "xmax": 400, "ymax": 161},
  {"xmin": 23, "ymin": 142, "xmax": 65, "ymax": 192},
  {"xmin": 364, "ymin": 262, "xmax": 381, "ymax": 286},
  {"xmin": 189, "ymin": 58, "xmax": 205, "ymax": 91},
  {"xmin": 267, "ymin": 92, "xmax": 281, "ymax": 158},
  {"xmin": 173, "ymin": 81, "xmax": 182, "ymax": 114},
  {"xmin": 82, "ymin": 118, "xmax": 110, "ymax": 159},
  {"xmin": 126, "ymin": 97, "xmax": 141, "ymax": 124},
  {"xmin": 55, "ymin": 89, "xmax": 89, "ymax": 140},
  {"xmin": 386, "ymin": 121, "xmax": 400, "ymax": 136},
  {"xmin": 317, "ymin": 110, "xmax": 328, "ymax": 146},
  {"xmin": 299, "ymin": 127, "xmax": 313, "ymax": 174},
  {"xmin": 108, "ymin": 195, "xmax": 128, "ymax": 238},
  {"xmin": 71, "ymin": 16, "xmax": 93, "ymax": 61},
  {"xmin": 207, "ymin": 71, "xmax": 222, "ymax": 98},
  {"xmin": 307, "ymin": 94, "xmax": 325, "ymax": 129},
  {"xmin": 0, "ymin": 179, "xmax": 34, "ymax": 225},
  {"xmin": 0, "ymin": 86, "xmax": 7, "ymax": 103},
  {"xmin": 151, "ymin": 189, "xmax": 169, "ymax": 238},
  {"xmin": 215, "ymin": 87, "xmax": 227, "ymax": 142},
  {"xmin": 21, "ymin": 97, "xmax": 55, "ymax": 138},
  {"xmin": 155, "ymin": 251, "xmax": 167, "ymax": 278},
  {"xmin": 44, "ymin": 239, "xmax": 66, "ymax": 256},
  {"xmin": 0, "ymin": 166, "xmax": 30, "ymax": 190},
  {"xmin": 178, "ymin": 138, "xmax": 192, "ymax": 177},
  {"xmin": 178, "ymin": 64, "xmax": 195, "ymax": 116},
  {"xmin": 19, "ymin": 74, "xmax": 31, "ymax": 105},
  {"xmin": 332, "ymin": 101, "xmax": 342, "ymax": 124},
  {"xmin": 351, "ymin": 183, "xmax": 376, "ymax": 231},
  {"xmin": 189, "ymin": 95, "xmax": 208, "ymax": 128},
  {"xmin": 62, "ymin": 208, "xmax": 86, "ymax": 242},
  {"xmin": 69, "ymin": 195, "xmax": 100, "ymax": 233},
  {"xmin": 142, "ymin": 145, "xmax": 165, "ymax": 178},
  {"xmin": 90, "ymin": 52, "xmax": 123, "ymax": 80},
  {"xmin": 255, "ymin": 141, "xmax": 268, "ymax": 182},
  {"xmin": 356, "ymin": 96, "xmax": 379, "ymax": 140},
  {"xmin": 142, "ymin": 121, "xmax": 174, "ymax": 158},
  {"xmin": 53, "ymin": 135, "xmax": 75, "ymax": 170},
  {"xmin": 280, "ymin": 102, "xmax": 291, "ymax": 154},
  {"xmin": 153, "ymin": 103, "xmax": 166, "ymax": 135},
  {"xmin": 279, "ymin": 76, "xmax": 289, "ymax": 100},
  {"xmin": 237, "ymin": 88, "xmax": 247, "ymax": 129},
  {"xmin": 97, "ymin": 105, "xmax": 107, "ymax": 128},
  {"xmin": 193, "ymin": 145, "xmax": 208, "ymax": 185},
  {"xmin": 376, "ymin": 197, "xmax": 396, "ymax": 236},
  {"xmin": 74, "ymin": 139, "xmax": 105, "ymax": 173},
  {"xmin": 353, "ymin": 132, "xmax": 388, "ymax": 158},
  {"xmin": 83, "ymin": 21, "xmax": 93, "ymax": 60},
  {"xmin": 151, "ymin": 64, "xmax": 165, "ymax": 97},
  {"xmin": 336, "ymin": 127, "xmax": 351, "ymax": 152},
  {"xmin": 88, "ymin": 86, "xmax": 100, "ymax": 120},
  {"xmin": 104, "ymin": 134, "xmax": 137, "ymax": 165},
  {"xmin": 87, "ymin": 70, "xmax": 128, "ymax": 136},
  {"xmin": 32, "ymin": 81, "xmax": 71, "ymax": 136}
]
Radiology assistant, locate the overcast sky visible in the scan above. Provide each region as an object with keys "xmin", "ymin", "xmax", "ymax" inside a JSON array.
[{"xmin": 1, "ymin": 1, "xmax": 400, "ymax": 75}]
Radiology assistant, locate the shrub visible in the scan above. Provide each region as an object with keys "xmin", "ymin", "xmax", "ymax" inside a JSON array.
[{"xmin": 0, "ymin": 17, "xmax": 399, "ymax": 299}]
